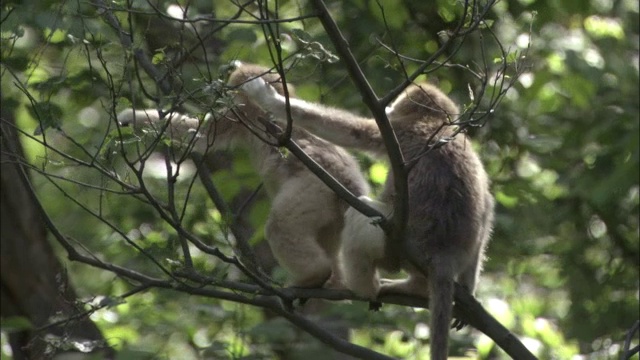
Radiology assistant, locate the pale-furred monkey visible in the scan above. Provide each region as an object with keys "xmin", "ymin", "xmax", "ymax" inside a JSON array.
[
  {"xmin": 117, "ymin": 63, "xmax": 369, "ymax": 288},
  {"xmin": 241, "ymin": 73, "xmax": 494, "ymax": 360}
]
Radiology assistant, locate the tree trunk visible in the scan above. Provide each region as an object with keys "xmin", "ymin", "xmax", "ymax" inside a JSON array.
[{"xmin": 0, "ymin": 102, "xmax": 115, "ymax": 359}]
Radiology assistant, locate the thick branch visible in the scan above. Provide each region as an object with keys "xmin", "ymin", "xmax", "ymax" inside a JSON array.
[
  {"xmin": 261, "ymin": 120, "xmax": 383, "ymax": 219},
  {"xmin": 310, "ymin": 0, "xmax": 408, "ymax": 238},
  {"xmin": 88, "ymin": 2, "xmax": 396, "ymax": 358},
  {"xmin": 190, "ymin": 152, "xmax": 264, "ymax": 273},
  {"xmin": 307, "ymin": 2, "xmax": 535, "ymax": 359},
  {"xmin": 453, "ymin": 284, "xmax": 537, "ymax": 359},
  {"xmin": 88, "ymin": 2, "xmax": 537, "ymax": 359}
]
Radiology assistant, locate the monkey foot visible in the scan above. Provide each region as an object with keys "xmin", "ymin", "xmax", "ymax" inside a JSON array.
[{"xmin": 451, "ymin": 318, "xmax": 467, "ymax": 331}]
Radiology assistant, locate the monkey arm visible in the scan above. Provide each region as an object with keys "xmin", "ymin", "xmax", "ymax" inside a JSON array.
[
  {"xmin": 117, "ymin": 109, "xmax": 208, "ymax": 150},
  {"xmin": 241, "ymin": 77, "xmax": 386, "ymax": 155},
  {"xmin": 117, "ymin": 109, "xmax": 203, "ymax": 132}
]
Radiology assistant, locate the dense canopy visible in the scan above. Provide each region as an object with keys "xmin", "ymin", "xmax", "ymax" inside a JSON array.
[{"xmin": 1, "ymin": 0, "xmax": 638, "ymax": 359}]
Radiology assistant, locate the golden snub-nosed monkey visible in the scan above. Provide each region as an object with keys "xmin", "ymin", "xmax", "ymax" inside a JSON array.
[
  {"xmin": 241, "ymin": 74, "xmax": 494, "ymax": 360},
  {"xmin": 117, "ymin": 63, "xmax": 369, "ymax": 289}
]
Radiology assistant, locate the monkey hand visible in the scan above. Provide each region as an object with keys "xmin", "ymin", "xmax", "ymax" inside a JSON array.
[
  {"xmin": 240, "ymin": 77, "xmax": 284, "ymax": 113},
  {"xmin": 117, "ymin": 109, "xmax": 155, "ymax": 127}
]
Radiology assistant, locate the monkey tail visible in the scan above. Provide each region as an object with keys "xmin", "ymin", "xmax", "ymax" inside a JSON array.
[{"xmin": 428, "ymin": 259, "xmax": 455, "ymax": 360}]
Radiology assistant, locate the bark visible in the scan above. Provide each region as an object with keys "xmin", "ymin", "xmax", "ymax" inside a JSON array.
[{"xmin": 0, "ymin": 103, "xmax": 114, "ymax": 359}]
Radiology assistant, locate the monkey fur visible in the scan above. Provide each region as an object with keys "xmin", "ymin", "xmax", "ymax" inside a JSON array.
[
  {"xmin": 117, "ymin": 63, "xmax": 369, "ymax": 289},
  {"xmin": 241, "ymin": 72, "xmax": 494, "ymax": 360}
]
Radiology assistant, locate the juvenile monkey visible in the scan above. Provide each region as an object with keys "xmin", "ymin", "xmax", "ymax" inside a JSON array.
[
  {"xmin": 241, "ymin": 75, "xmax": 494, "ymax": 360},
  {"xmin": 117, "ymin": 63, "xmax": 369, "ymax": 288}
]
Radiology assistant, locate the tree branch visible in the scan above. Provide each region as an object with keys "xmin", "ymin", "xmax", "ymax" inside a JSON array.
[
  {"xmin": 190, "ymin": 152, "xmax": 265, "ymax": 276},
  {"xmin": 306, "ymin": 2, "xmax": 536, "ymax": 359},
  {"xmin": 310, "ymin": 0, "xmax": 407, "ymax": 238},
  {"xmin": 82, "ymin": 1, "xmax": 538, "ymax": 359}
]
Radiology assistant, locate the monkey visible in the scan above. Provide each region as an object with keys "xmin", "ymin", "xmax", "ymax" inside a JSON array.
[
  {"xmin": 117, "ymin": 63, "xmax": 370, "ymax": 289},
  {"xmin": 240, "ymin": 74, "xmax": 494, "ymax": 360}
]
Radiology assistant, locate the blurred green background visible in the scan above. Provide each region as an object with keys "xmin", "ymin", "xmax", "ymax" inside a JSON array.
[{"xmin": 1, "ymin": 0, "xmax": 638, "ymax": 358}]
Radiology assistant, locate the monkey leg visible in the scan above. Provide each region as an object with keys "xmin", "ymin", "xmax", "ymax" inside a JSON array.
[
  {"xmin": 265, "ymin": 179, "xmax": 341, "ymax": 288},
  {"xmin": 457, "ymin": 262, "xmax": 479, "ymax": 295},
  {"xmin": 265, "ymin": 215, "xmax": 332, "ymax": 288},
  {"xmin": 339, "ymin": 201, "xmax": 388, "ymax": 300},
  {"xmin": 459, "ymin": 223, "xmax": 492, "ymax": 295},
  {"xmin": 456, "ymin": 242, "xmax": 485, "ymax": 295},
  {"xmin": 339, "ymin": 243, "xmax": 380, "ymax": 300},
  {"xmin": 323, "ymin": 265, "xmax": 348, "ymax": 290},
  {"xmin": 315, "ymin": 207, "xmax": 345, "ymax": 290}
]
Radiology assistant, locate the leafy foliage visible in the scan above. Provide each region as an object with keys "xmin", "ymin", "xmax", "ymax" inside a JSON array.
[{"xmin": 1, "ymin": 0, "xmax": 638, "ymax": 359}]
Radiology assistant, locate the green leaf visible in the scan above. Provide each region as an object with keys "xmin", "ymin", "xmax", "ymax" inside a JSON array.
[
  {"xmin": 227, "ymin": 27, "xmax": 258, "ymax": 44},
  {"xmin": 369, "ymin": 162, "xmax": 388, "ymax": 185},
  {"xmin": 496, "ymin": 190, "xmax": 519, "ymax": 208},
  {"xmin": 291, "ymin": 28, "xmax": 312, "ymax": 42},
  {"xmin": 0, "ymin": 316, "xmax": 33, "ymax": 332},
  {"xmin": 29, "ymin": 102, "xmax": 63, "ymax": 134},
  {"xmin": 151, "ymin": 50, "xmax": 166, "ymax": 65},
  {"xmin": 43, "ymin": 27, "xmax": 66, "ymax": 44}
]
